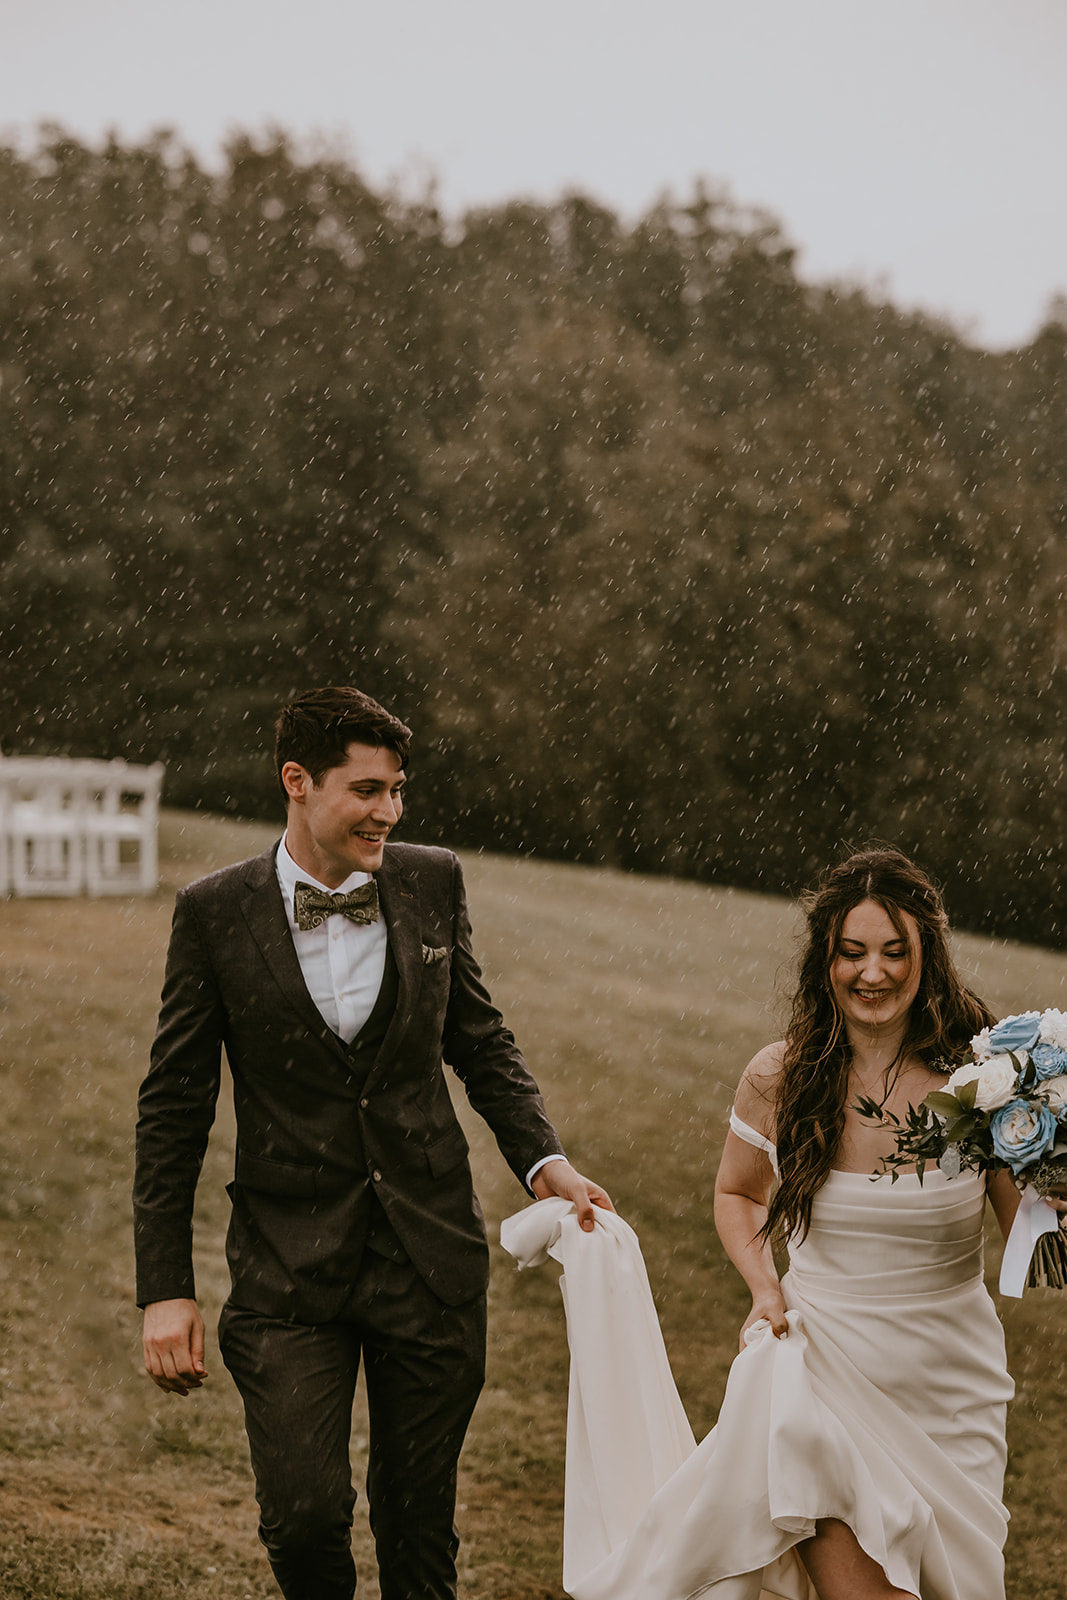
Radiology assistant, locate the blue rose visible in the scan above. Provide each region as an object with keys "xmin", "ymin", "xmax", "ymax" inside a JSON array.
[
  {"xmin": 1032, "ymin": 1044, "xmax": 1067, "ymax": 1081},
  {"xmin": 988, "ymin": 1012, "xmax": 1042, "ymax": 1053},
  {"xmin": 990, "ymin": 1097, "xmax": 1059, "ymax": 1174}
]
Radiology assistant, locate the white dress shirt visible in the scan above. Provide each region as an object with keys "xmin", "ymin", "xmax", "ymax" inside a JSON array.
[{"xmin": 276, "ymin": 833, "xmax": 388, "ymax": 1044}]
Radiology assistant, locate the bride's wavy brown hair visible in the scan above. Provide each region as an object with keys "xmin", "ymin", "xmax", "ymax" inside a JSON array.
[{"xmin": 763, "ymin": 847, "xmax": 993, "ymax": 1248}]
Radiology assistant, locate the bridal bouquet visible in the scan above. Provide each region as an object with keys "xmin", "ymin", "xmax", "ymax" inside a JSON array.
[{"xmin": 856, "ymin": 1008, "xmax": 1067, "ymax": 1292}]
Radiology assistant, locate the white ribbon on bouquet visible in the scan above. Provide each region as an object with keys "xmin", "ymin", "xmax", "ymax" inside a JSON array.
[{"xmin": 999, "ymin": 1183, "xmax": 1063, "ymax": 1296}]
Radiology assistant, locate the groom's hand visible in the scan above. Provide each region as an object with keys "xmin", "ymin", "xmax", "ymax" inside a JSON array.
[
  {"xmin": 143, "ymin": 1298, "xmax": 207, "ymax": 1397},
  {"xmin": 531, "ymin": 1158, "xmax": 615, "ymax": 1231}
]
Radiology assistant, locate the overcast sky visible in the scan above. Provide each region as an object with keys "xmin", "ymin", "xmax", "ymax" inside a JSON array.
[{"xmin": 2, "ymin": 0, "xmax": 1065, "ymax": 349}]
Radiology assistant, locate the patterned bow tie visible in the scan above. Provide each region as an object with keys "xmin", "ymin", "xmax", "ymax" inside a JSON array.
[{"xmin": 293, "ymin": 879, "xmax": 380, "ymax": 931}]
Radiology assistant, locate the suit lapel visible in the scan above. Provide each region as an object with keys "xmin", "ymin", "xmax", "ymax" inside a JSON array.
[
  {"xmin": 374, "ymin": 847, "xmax": 423, "ymax": 1066},
  {"xmin": 238, "ymin": 846, "xmax": 351, "ymax": 1062}
]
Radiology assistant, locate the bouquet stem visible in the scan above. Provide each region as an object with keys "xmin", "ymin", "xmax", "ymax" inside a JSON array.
[{"xmin": 1027, "ymin": 1224, "xmax": 1067, "ymax": 1290}]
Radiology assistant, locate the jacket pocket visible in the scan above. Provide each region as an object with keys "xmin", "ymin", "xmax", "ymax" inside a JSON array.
[
  {"xmin": 235, "ymin": 1151, "xmax": 318, "ymax": 1199},
  {"xmin": 424, "ymin": 1124, "xmax": 470, "ymax": 1178}
]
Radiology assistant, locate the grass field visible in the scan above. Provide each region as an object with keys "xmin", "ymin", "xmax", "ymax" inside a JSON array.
[{"xmin": 1, "ymin": 810, "xmax": 1066, "ymax": 1598}]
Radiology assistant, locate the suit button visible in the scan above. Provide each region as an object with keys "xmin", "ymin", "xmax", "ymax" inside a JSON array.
[
  {"xmin": 372, "ymin": 1170, "xmax": 383, "ymax": 1182},
  {"xmin": 360, "ymin": 1098, "xmax": 369, "ymax": 1109}
]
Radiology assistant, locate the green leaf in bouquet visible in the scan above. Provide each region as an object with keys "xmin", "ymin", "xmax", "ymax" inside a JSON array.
[
  {"xmin": 925, "ymin": 1090, "xmax": 966, "ymax": 1119},
  {"xmin": 939, "ymin": 1146, "xmax": 962, "ymax": 1179},
  {"xmin": 953, "ymin": 1078, "xmax": 978, "ymax": 1112},
  {"xmin": 946, "ymin": 1112, "xmax": 980, "ymax": 1143},
  {"xmin": 1014, "ymin": 1050, "xmax": 1037, "ymax": 1092},
  {"xmin": 866, "ymin": 1098, "xmax": 954, "ymax": 1182},
  {"xmin": 853, "ymin": 1094, "xmax": 900, "ymax": 1128}
]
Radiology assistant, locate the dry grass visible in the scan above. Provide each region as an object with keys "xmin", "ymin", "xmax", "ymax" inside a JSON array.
[{"xmin": 1, "ymin": 811, "xmax": 1065, "ymax": 1597}]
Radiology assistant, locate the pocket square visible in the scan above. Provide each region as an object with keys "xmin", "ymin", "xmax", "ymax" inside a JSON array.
[{"xmin": 422, "ymin": 944, "xmax": 449, "ymax": 965}]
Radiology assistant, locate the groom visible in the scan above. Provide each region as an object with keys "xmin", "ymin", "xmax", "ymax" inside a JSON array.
[{"xmin": 134, "ymin": 686, "xmax": 611, "ymax": 1600}]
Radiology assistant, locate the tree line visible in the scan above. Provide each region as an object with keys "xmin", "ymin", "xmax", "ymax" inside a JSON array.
[{"xmin": 1, "ymin": 128, "xmax": 1065, "ymax": 944}]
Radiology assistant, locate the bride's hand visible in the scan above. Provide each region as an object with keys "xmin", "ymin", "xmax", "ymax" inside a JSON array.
[{"xmin": 740, "ymin": 1290, "xmax": 789, "ymax": 1351}]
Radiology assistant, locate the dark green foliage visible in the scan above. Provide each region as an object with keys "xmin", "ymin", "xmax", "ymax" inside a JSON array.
[
  {"xmin": 1, "ymin": 129, "xmax": 1065, "ymax": 943},
  {"xmin": 852, "ymin": 1091, "xmax": 993, "ymax": 1182}
]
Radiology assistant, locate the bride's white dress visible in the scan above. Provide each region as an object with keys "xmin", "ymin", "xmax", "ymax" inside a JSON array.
[{"xmin": 501, "ymin": 1116, "xmax": 1013, "ymax": 1600}]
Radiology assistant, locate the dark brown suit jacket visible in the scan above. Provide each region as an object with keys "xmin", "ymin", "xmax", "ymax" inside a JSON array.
[{"xmin": 133, "ymin": 841, "xmax": 564, "ymax": 1320}]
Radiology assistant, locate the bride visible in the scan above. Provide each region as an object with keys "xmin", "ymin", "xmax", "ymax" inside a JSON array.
[
  {"xmin": 505, "ymin": 848, "xmax": 1021, "ymax": 1600},
  {"xmin": 715, "ymin": 847, "xmax": 1019, "ymax": 1598}
]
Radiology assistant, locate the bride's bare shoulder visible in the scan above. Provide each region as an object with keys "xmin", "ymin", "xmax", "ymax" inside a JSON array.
[{"xmin": 732, "ymin": 1041, "xmax": 786, "ymax": 1136}]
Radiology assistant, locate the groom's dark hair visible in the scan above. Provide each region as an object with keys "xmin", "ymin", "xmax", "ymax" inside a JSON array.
[{"xmin": 274, "ymin": 687, "xmax": 412, "ymax": 793}]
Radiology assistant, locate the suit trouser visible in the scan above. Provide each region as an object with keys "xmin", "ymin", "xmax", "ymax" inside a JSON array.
[{"xmin": 219, "ymin": 1251, "xmax": 487, "ymax": 1600}]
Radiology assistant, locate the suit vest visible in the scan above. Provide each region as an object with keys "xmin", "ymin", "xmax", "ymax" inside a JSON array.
[{"xmin": 345, "ymin": 947, "xmax": 409, "ymax": 1265}]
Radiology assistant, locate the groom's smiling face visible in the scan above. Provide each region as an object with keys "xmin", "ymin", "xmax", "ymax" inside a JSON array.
[{"xmin": 282, "ymin": 741, "xmax": 406, "ymax": 886}]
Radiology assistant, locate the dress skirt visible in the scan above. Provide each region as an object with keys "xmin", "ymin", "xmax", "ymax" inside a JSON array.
[{"xmin": 501, "ymin": 1165, "xmax": 1012, "ymax": 1600}]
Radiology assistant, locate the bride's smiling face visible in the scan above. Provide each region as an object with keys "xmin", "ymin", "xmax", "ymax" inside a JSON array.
[{"xmin": 829, "ymin": 899, "xmax": 922, "ymax": 1032}]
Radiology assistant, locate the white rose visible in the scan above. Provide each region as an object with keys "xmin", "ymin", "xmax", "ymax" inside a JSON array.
[
  {"xmin": 1040, "ymin": 1075, "xmax": 1067, "ymax": 1115},
  {"xmin": 970, "ymin": 1028, "xmax": 993, "ymax": 1061},
  {"xmin": 945, "ymin": 1054, "xmax": 1018, "ymax": 1112},
  {"xmin": 1038, "ymin": 1009, "xmax": 1067, "ymax": 1052}
]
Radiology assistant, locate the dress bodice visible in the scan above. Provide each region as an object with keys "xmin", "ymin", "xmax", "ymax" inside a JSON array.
[
  {"xmin": 730, "ymin": 1110, "xmax": 988, "ymax": 1298},
  {"xmin": 789, "ymin": 1167, "xmax": 987, "ymax": 1299}
]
